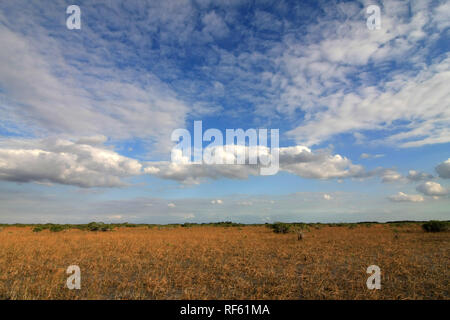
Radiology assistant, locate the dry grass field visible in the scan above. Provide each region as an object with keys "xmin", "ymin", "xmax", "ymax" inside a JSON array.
[{"xmin": 0, "ymin": 224, "xmax": 448, "ymax": 300}]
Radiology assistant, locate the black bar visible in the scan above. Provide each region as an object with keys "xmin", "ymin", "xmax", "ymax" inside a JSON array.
[{"xmin": 1, "ymin": 300, "xmax": 448, "ymax": 319}]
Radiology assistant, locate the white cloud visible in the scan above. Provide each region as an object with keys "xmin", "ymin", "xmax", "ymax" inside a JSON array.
[
  {"xmin": 202, "ymin": 11, "xmax": 229, "ymax": 39},
  {"xmin": 380, "ymin": 169, "xmax": 405, "ymax": 183},
  {"xmin": 0, "ymin": 138, "xmax": 142, "ymax": 188},
  {"xmin": 144, "ymin": 145, "xmax": 367, "ymax": 183},
  {"xmin": 406, "ymin": 170, "xmax": 434, "ymax": 182},
  {"xmin": 0, "ymin": 1, "xmax": 446, "ymax": 193},
  {"xmin": 433, "ymin": 1, "xmax": 450, "ymax": 30},
  {"xmin": 0, "ymin": 19, "xmax": 190, "ymax": 154},
  {"xmin": 144, "ymin": 161, "xmax": 259, "ymax": 185},
  {"xmin": 388, "ymin": 192, "xmax": 424, "ymax": 203},
  {"xmin": 323, "ymin": 194, "xmax": 332, "ymax": 201},
  {"xmin": 1, "ymin": 0, "xmax": 447, "ymax": 153},
  {"xmin": 280, "ymin": 147, "xmax": 366, "ymax": 179},
  {"xmin": 0, "ymin": 137, "xmax": 373, "ymax": 187},
  {"xmin": 378, "ymin": 169, "xmax": 435, "ymax": 184},
  {"xmin": 0, "ymin": 136, "xmax": 437, "ymax": 189},
  {"xmin": 76, "ymin": 136, "xmax": 108, "ymax": 146},
  {"xmin": 261, "ymin": 1, "xmax": 450, "ymax": 148},
  {"xmin": 436, "ymin": 159, "xmax": 450, "ymax": 179},
  {"xmin": 416, "ymin": 181, "xmax": 448, "ymax": 196},
  {"xmin": 168, "ymin": 203, "xmax": 176, "ymax": 208},
  {"xmin": 286, "ymin": 55, "xmax": 450, "ymax": 147},
  {"xmin": 211, "ymin": 199, "xmax": 223, "ymax": 204}
]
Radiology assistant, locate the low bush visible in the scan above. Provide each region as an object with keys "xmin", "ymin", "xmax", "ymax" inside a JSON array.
[
  {"xmin": 49, "ymin": 225, "xmax": 66, "ymax": 232},
  {"xmin": 32, "ymin": 226, "xmax": 44, "ymax": 232},
  {"xmin": 422, "ymin": 221, "xmax": 449, "ymax": 233},
  {"xmin": 86, "ymin": 222, "xmax": 113, "ymax": 232},
  {"xmin": 271, "ymin": 222, "xmax": 291, "ymax": 234}
]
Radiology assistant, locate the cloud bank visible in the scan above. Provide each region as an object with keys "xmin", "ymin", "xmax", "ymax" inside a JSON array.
[{"xmin": 0, "ymin": 138, "xmax": 141, "ymax": 188}]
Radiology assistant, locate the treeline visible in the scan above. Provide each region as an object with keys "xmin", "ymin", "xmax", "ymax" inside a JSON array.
[
  {"xmin": 0, "ymin": 220, "xmax": 448, "ymax": 233},
  {"xmin": 0, "ymin": 221, "xmax": 248, "ymax": 232},
  {"xmin": 266, "ymin": 220, "xmax": 450, "ymax": 234}
]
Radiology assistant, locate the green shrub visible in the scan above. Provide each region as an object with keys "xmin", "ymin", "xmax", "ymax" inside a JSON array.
[
  {"xmin": 271, "ymin": 222, "xmax": 291, "ymax": 234},
  {"xmin": 86, "ymin": 222, "xmax": 113, "ymax": 232},
  {"xmin": 32, "ymin": 226, "xmax": 44, "ymax": 232},
  {"xmin": 49, "ymin": 225, "xmax": 66, "ymax": 232},
  {"xmin": 422, "ymin": 221, "xmax": 449, "ymax": 233}
]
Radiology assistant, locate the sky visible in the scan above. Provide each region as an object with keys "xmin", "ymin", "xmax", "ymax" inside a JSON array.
[{"xmin": 0, "ymin": 0, "xmax": 449, "ymax": 224}]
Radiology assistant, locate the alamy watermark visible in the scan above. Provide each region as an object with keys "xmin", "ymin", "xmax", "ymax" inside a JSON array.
[
  {"xmin": 366, "ymin": 265, "xmax": 381, "ymax": 290},
  {"xmin": 65, "ymin": 5, "xmax": 380, "ymax": 31},
  {"xmin": 366, "ymin": 5, "xmax": 381, "ymax": 30},
  {"xmin": 171, "ymin": 121, "xmax": 279, "ymax": 175},
  {"xmin": 66, "ymin": 265, "xmax": 81, "ymax": 290},
  {"xmin": 66, "ymin": 5, "xmax": 81, "ymax": 30}
]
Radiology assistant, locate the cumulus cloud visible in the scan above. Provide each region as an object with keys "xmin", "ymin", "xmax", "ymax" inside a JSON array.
[
  {"xmin": 380, "ymin": 169, "xmax": 405, "ymax": 183},
  {"xmin": 416, "ymin": 181, "xmax": 448, "ymax": 196},
  {"xmin": 323, "ymin": 194, "xmax": 332, "ymax": 201},
  {"xmin": 406, "ymin": 170, "xmax": 434, "ymax": 182},
  {"xmin": 279, "ymin": 147, "xmax": 366, "ymax": 179},
  {"xmin": 388, "ymin": 192, "xmax": 424, "ymax": 203},
  {"xmin": 379, "ymin": 169, "xmax": 434, "ymax": 184},
  {"xmin": 0, "ymin": 138, "xmax": 142, "ymax": 188},
  {"xmin": 144, "ymin": 145, "xmax": 367, "ymax": 184},
  {"xmin": 0, "ymin": 136, "xmax": 439, "ymax": 190},
  {"xmin": 211, "ymin": 199, "xmax": 223, "ymax": 204},
  {"xmin": 435, "ymin": 159, "xmax": 450, "ymax": 179},
  {"xmin": 0, "ymin": 137, "xmax": 373, "ymax": 187},
  {"xmin": 144, "ymin": 162, "xmax": 259, "ymax": 185}
]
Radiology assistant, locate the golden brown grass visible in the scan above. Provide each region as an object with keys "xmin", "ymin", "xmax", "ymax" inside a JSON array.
[{"xmin": 0, "ymin": 224, "xmax": 448, "ymax": 299}]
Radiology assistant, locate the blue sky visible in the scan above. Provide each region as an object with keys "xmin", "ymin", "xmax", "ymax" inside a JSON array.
[{"xmin": 0, "ymin": 0, "xmax": 449, "ymax": 223}]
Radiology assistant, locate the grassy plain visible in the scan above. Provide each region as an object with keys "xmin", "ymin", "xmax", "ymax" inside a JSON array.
[{"xmin": 0, "ymin": 224, "xmax": 448, "ymax": 299}]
